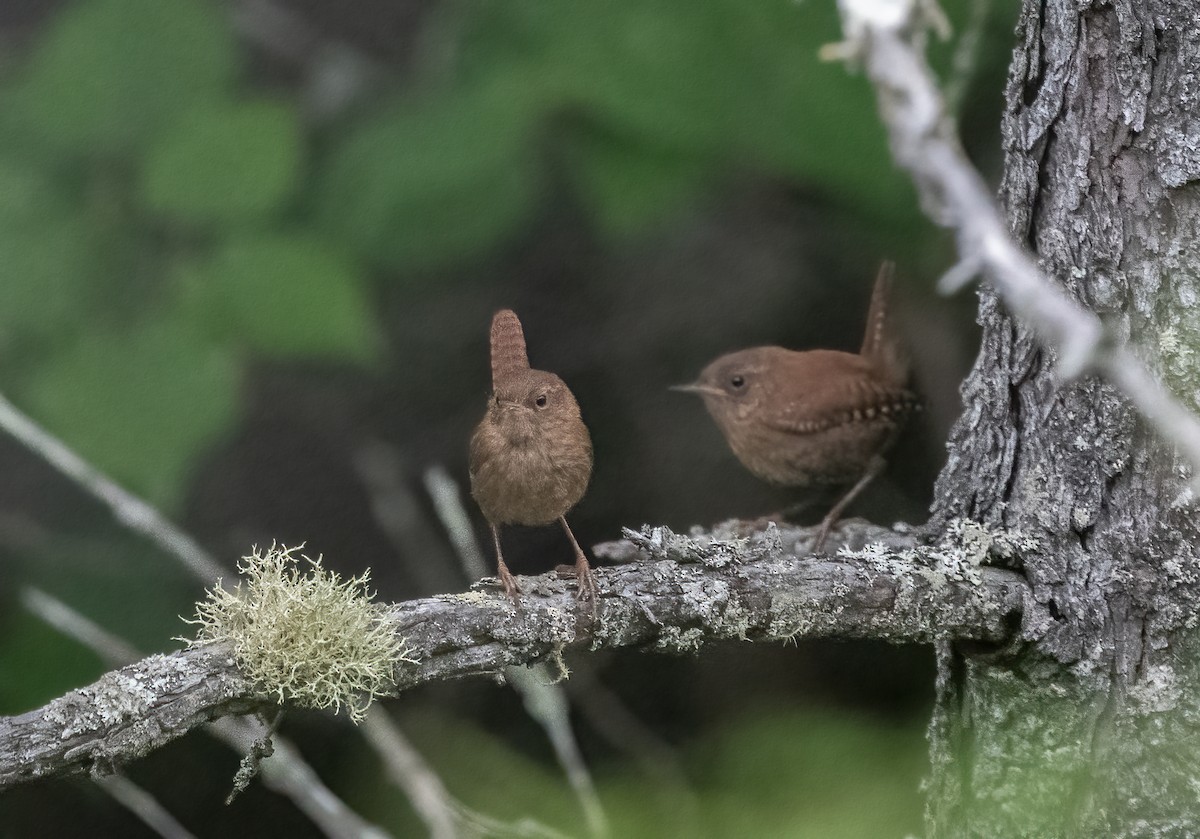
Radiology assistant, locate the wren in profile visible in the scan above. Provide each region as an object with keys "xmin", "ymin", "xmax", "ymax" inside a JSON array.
[
  {"xmin": 469, "ymin": 309, "xmax": 597, "ymax": 599},
  {"xmin": 674, "ymin": 261, "xmax": 918, "ymax": 552}
]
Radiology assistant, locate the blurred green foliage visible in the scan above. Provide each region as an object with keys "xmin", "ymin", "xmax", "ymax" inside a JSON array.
[
  {"xmin": 319, "ymin": 0, "xmax": 917, "ymax": 261},
  {"xmin": 142, "ymin": 101, "xmax": 301, "ymax": 225},
  {"xmin": 6, "ymin": 0, "xmax": 235, "ymax": 156},
  {"xmin": 0, "ymin": 0, "xmax": 934, "ymax": 509},
  {"xmin": 0, "ymin": 0, "xmax": 371, "ymax": 508},
  {"xmin": 352, "ymin": 705, "xmax": 927, "ymax": 838},
  {"xmin": 179, "ymin": 234, "xmax": 375, "ymax": 359}
]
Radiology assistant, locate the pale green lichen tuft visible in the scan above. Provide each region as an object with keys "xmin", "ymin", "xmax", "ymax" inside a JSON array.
[{"xmin": 181, "ymin": 545, "xmax": 415, "ymax": 722}]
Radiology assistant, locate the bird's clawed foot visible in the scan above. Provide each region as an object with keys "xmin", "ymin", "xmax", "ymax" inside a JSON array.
[
  {"xmin": 496, "ymin": 560, "xmax": 521, "ymax": 600},
  {"xmin": 809, "ymin": 456, "xmax": 886, "ymax": 554},
  {"xmin": 573, "ymin": 556, "xmax": 599, "ymax": 602},
  {"xmin": 559, "ymin": 516, "xmax": 599, "ymax": 603},
  {"xmin": 810, "ymin": 516, "xmax": 836, "ymax": 554},
  {"xmin": 491, "ymin": 524, "xmax": 521, "ymax": 600}
]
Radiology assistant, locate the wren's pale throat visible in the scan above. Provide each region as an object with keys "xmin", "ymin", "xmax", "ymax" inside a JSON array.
[
  {"xmin": 674, "ymin": 261, "xmax": 918, "ymax": 551},
  {"xmin": 469, "ymin": 309, "xmax": 596, "ymax": 599}
]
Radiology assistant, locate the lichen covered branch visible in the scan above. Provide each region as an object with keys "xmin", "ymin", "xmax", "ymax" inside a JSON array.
[
  {"xmin": 0, "ymin": 520, "xmax": 1030, "ymax": 789},
  {"xmin": 0, "ymin": 645, "xmax": 257, "ymax": 788}
]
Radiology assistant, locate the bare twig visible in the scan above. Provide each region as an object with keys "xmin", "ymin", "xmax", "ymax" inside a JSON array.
[
  {"xmin": 942, "ymin": 0, "xmax": 992, "ymax": 114},
  {"xmin": 0, "ymin": 395, "xmax": 390, "ymax": 828},
  {"xmin": 94, "ymin": 773, "xmax": 198, "ymax": 839},
  {"xmin": 359, "ymin": 709, "xmax": 460, "ymax": 839},
  {"xmin": 423, "ymin": 465, "xmax": 609, "ymax": 839},
  {"xmin": 833, "ymin": 0, "xmax": 1200, "ymax": 484},
  {"xmin": 562, "ymin": 668, "xmax": 700, "ymax": 817},
  {"xmin": 504, "ymin": 667, "xmax": 608, "ymax": 839},
  {"xmin": 0, "ymin": 392, "xmax": 225, "ymax": 582},
  {"xmin": 22, "ymin": 587, "xmax": 141, "ymax": 663},
  {"xmin": 213, "ymin": 717, "xmax": 392, "ymax": 839},
  {"xmin": 2, "ymin": 520, "xmax": 1031, "ymax": 788},
  {"xmin": 352, "ymin": 441, "xmax": 461, "ymax": 593},
  {"xmin": 358, "ymin": 454, "xmax": 581, "ymax": 837},
  {"xmin": 356, "ymin": 447, "xmax": 572, "ymax": 837},
  {"xmin": 361, "ymin": 708, "xmax": 571, "ymax": 839},
  {"xmin": 423, "ymin": 465, "xmax": 490, "ymax": 580}
]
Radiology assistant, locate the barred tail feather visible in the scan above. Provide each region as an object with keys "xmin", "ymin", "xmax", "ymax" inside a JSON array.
[
  {"xmin": 859, "ymin": 260, "xmax": 909, "ymax": 385},
  {"xmin": 490, "ymin": 309, "xmax": 529, "ymax": 388}
]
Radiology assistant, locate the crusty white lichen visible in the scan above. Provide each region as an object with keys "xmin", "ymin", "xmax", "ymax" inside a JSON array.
[
  {"xmin": 654, "ymin": 625, "xmax": 706, "ymax": 653},
  {"xmin": 944, "ymin": 517, "xmax": 1041, "ymax": 562},
  {"xmin": 41, "ymin": 654, "xmax": 183, "ymax": 738},
  {"xmin": 839, "ymin": 518, "xmax": 1040, "ymax": 589},
  {"xmin": 1128, "ymin": 664, "xmax": 1182, "ymax": 714},
  {"xmin": 181, "ymin": 545, "xmax": 415, "ymax": 723},
  {"xmin": 620, "ymin": 522, "xmax": 783, "ymax": 568}
]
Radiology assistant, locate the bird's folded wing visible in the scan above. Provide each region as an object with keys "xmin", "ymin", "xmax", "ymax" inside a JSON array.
[{"xmin": 762, "ymin": 376, "xmax": 918, "ymax": 435}]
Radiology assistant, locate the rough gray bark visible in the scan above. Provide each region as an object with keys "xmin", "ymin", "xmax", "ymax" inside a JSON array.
[
  {"xmin": 0, "ymin": 646, "xmax": 258, "ymax": 788},
  {"xmin": 0, "ymin": 520, "xmax": 1030, "ymax": 789},
  {"xmin": 927, "ymin": 1, "xmax": 1200, "ymax": 835}
]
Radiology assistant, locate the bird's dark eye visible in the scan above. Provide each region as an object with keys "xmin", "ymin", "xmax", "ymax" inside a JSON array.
[
  {"xmin": 730, "ymin": 375, "xmax": 745, "ymax": 389},
  {"xmin": 535, "ymin": 394, "xmax": 548, "ymax": 408}
]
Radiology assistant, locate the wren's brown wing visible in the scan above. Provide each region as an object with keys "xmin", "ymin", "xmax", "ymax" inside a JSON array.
[{"xmin": 759, "ymin": 350, "xmax": 917, "ymax": 436}]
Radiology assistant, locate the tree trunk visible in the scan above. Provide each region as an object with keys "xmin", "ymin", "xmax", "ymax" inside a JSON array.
[{"xmin": 927, "ymin": 1, "xmax": 1200, "ymax": 834}]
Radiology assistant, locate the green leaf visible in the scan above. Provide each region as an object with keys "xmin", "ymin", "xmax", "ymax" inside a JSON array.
[
  {"xmin": 22, "ymin": 316, "xmax": 239, "ymax": 507},
  {"xmin": 183, "ymin": 235, "xmax": 375, "ymax": 360},
  {"xmin": 141, "ymin": 101, "xmax": 301, "ymax": 225},
  {"xmin": 315, "ymin": 80, "xmax": 540, "ymax": 271},
  {"xmin": 9, "ymin": 0, "xmax": 235, "ymax": 155}
]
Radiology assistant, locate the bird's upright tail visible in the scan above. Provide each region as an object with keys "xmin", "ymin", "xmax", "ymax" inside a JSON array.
[
  {"xmin": 490, "ymin": 309, "xmax": 530, "ymax": 390},
  {"xmin": 859, "ymin": 260, "xmax": 910, "ymax": 385}
]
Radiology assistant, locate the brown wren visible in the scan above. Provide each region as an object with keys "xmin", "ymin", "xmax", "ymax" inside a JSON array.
[
  {"xmin": 469, "ymin": 309, "xmax": 597, "ymax": 599},
  {"xmin": 674, "ymin": 261, "xmax": 918, "ymax": 552}
]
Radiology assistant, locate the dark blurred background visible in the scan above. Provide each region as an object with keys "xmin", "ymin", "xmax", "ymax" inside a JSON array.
[{"xmin": 0, "ymin": 0, "xmax": 1015, "ymax": 835}]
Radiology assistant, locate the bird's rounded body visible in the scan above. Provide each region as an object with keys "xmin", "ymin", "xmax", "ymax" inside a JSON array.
[
  {"xmin": 675, "ymin": 262, "xmax": 917, "ymax": 551},
  {"xmin": 469, "ymin": 369, "xmax": 592, "ymax": 526},
  {"xmin": 693, "ymin": 347, "xmax": 917, "ymax": 488}
]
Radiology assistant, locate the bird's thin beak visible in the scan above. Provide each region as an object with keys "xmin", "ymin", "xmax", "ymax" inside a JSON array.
[{"xmin": 669, "ymin": 382, "xmax": 722, "ymax": 397}]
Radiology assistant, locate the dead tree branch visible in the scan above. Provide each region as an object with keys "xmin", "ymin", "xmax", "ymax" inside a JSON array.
[{"xmin": 1, "ymin": 520, "xmax": 1030, "ymax": 789}]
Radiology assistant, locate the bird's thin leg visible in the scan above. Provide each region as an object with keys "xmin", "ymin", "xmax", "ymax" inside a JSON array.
[
  {"xmin": 812, "ymin": 456, "xmax": 886, "ymax": 553},
  {"xmin": 491, "ymin": 523, "xmax": 520, "ymax": 598},
  {"xmin": 560, "ymin": 516, "xmax": 598, "ymax": 602}
]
